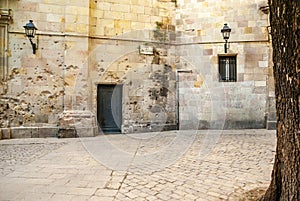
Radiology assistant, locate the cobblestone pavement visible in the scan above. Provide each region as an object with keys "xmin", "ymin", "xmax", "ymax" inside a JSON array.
[
  {"xmin": 0, "ymin": 138, "xmax": 68, "ymax": 176},
  {"xmin": 0, "ymin": 130, "xmax": 276, "ymax": 201}
]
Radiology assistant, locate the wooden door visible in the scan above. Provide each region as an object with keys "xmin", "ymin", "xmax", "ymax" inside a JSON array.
[{"xmin": 97, "ymin": 84, "xmax": 123, "ymax": 133}]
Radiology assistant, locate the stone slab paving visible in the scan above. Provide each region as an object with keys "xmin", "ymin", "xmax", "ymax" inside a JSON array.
[
  {"xmin": 0, "ymin": 130, "xmax": 276, "ymax": 201},
  {"xmin": 0, "ymin": 138, "xmax": 69, "ymax": 176}
]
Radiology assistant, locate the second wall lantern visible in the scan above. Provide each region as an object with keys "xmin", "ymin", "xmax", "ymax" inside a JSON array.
[{"xmin": 221, "ymin": 23, "xmax": 231, "ymax": 53}]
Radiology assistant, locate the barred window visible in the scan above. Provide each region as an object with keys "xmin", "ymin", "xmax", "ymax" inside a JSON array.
[{"xmin": 218, "ymin": 55, "xmax": 237, "ymax": 82}]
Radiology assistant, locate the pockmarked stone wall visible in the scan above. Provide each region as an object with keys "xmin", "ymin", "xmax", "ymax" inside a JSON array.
[
  {"xmin": 0, "ymin": 0, "xmax": 274, "ymax": 137},
  {"xmin": 1, "ymin": 0, "xmax": 90, "ymax": 129},
  {"xmin": 0, "ymin": 0, "xmax": 177, "ymax": 137},
  {"xmin": 0, "ymin": 0, "xmax": 89, "ymax": 136},
  {"xmin": 87, "ymin": 29, "xmax": 178, "ymax": 133}
]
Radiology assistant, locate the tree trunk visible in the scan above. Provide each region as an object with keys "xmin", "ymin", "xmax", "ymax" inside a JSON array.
[{"xmin": 261, "ymin": 1, "xmax": 300, "ymax": 200}]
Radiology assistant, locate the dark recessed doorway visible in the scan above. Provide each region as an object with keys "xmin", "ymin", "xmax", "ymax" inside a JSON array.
[{"xmin": 97, "ymin": 84, "xmax": 123, "ymax": 134}]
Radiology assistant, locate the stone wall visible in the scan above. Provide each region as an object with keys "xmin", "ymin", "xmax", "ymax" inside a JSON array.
[
  {"xmin": 174, "ymin": 0, "xmax": 273, "ymax": 129},
  {"xmin": 175, "ymin": 0, "xmax": 269, "ymax": 41},
  {"xmin": 0, "ymin": 0, "xmax": 275, "ymax": 137},
  {"xmin": 0, "ymin": 0, "xmax": 178, "ymax": 136},
  {"xmin": 176, "ymin": 42, "xmax": 271, "ymax": 129},
  {"xmin": 89, "ymin": 0, "xmax": 176, "ymax": 37},
  {"xmin": 87, "ymin": 31, "xmax": 177, "ymax": 133}
]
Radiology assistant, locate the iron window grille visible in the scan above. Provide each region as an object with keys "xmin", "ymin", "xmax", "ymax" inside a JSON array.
[{"xmin": 218, "ymin": 55, "xmax": 237, "ymax": 82}]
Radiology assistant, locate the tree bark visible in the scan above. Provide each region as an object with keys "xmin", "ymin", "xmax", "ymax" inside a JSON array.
[{"xmin": 261, "ymin": 1, "xmax": 300, "ymax": 200}]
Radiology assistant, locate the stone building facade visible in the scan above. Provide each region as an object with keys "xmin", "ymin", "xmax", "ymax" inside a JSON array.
[{"xmin": 0, "ymin": 0, "xmax": 275, "ymax": 138}]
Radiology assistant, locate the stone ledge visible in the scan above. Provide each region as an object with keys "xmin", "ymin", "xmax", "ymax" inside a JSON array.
[
  {"xmin": 123, "ymin": 124, "xmax": 177, "ymax": 134},
  {"xmin": 0, "ymin": 125, "xmax": 99, "ymax": 139},
  {"xmin": 0, "ymin": 127, "xmax": 58, "ymax": 139},
  {"xmin": 180, "ymin": 120, "xmax": 266, "ymax": 130}
]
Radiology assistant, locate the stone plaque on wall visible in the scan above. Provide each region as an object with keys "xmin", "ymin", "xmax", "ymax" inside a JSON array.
[{"xmin": 139, "ymin": 45, "xmax": 154, "ymax": 55}]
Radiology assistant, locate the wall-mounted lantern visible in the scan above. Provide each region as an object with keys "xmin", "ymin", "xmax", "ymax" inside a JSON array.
[
  {"xmin": 221, "ymin": 23, "xmax": 231, "ymax": 53},
  {"xmin": 23, "ymin": 20, "xmax": 38, "ymax": 54}
]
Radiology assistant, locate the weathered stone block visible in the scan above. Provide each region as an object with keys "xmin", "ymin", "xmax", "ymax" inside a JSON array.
[
  {"xmin": 253, "ymin": 86, "xmax": 266, "ymax": 94},
  {"xmin": 76, "ymin": 24, "xmax": 88, "ymax": 34},
  {"xmin": 31, "ymin": 127, "xmax": 39, "ymax": 138},
  {"xmin": 47, "ymin": 13, "xmax": 64, "ymax": 23},
  {"xmin": 57, "ymin": 128, "xmax": 77, "ymax": 138},
  {"xmin": 131, "ymin": 5, "xmax": 145, "ymax": 14},
  {"xmin": 39, "ymin": 127, "xmax": 58, "ymax": 138},
  {"xmin": 203, "ymin": 49, "xmax": 213, "ymax": 55},
  {"xmin": 98, "ymin": 2, "xmax": 111, "ymax": 10},
  {"xmin": 130, "ymin": 22, "xmax": 146, "ymax": 29},
  {"xmin": 76, "ymin": 127, "xmax": 98, "ymax": 137},
  {"xmin": 58, "ymin": 110, "xmax": 98, "ymax": 137},
  {"xmin": 244, "ymin": 27, "xmax": 253, "ymax": 34},
  {"xmin": 259, "ymin": 61, "xmax": 268, "ymax": 68},
  {"xmin": 114, "ymin": 20, "xmax": 131, "ymax": 29},
  {"xmin": 39, "ymin": 4, "xmax": 64, "ymax": 14},
  {"xmin": 104, "ymin": 11, "xmax": 124, "ymax": 20},
  {"xmin": 124, "ymin": 13, "xmax": 138, "ymax": 21},
  {"xmin": 0, "ymin": 129, "xmax": 11, "ymax": 139},
  {"xmin": 137, "ymin": 14, "xmax": 151, "ymax": 23},
  {"xmin": 11, "ymin": 127, "xmax": 32, "ymax": 138},
  {"xmin": 111, "ymin": 4, "xmax": 130, "ymax": 13},
  {"xmin": 77, "ymin": 7, "xmax": 89, "ymax": 15}
]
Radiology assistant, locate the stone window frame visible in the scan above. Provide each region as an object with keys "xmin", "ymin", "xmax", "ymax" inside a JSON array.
[{"xmin": 218, "ymin": 54, "xmax": 237, "ymax": 82}]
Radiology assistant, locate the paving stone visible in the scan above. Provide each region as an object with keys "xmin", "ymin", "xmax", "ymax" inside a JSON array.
[
  {"xmin": 69, "ymin": 195, "xmax": 90, "ymax": 201},
  {"xmin": 0, "ymin": 139, "xmax": 67, "ymax": 176},
  {"xmin": 0, "ymin": 130, "xmax": 276, "ymax": 201},
  {"xmin": 49, "ymin": 194, "xmax": 73, "ymax": 201},
  {"xmin": 14, "ymin": 192, "xmax": 54, "ymax": 201},
  {"xmin": 145, "ymin": 195, "xmax": 158, "ymax": 201},
  {"xmin": 94, "ymin": 188, "xmax": 118, "ymax": 197},
  {"xmin": 89, "ymin": 196, "xmax": 114, "ymax": 201}
]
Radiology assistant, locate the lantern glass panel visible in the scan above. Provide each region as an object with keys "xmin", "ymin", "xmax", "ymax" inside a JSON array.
[
  {"xmin": 26, "ymin": 29, "xmax": 35, "ymax": 38},
  {"xmin": 223, "ymin": 31, "xmax": 230, "ymax": 40}
]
